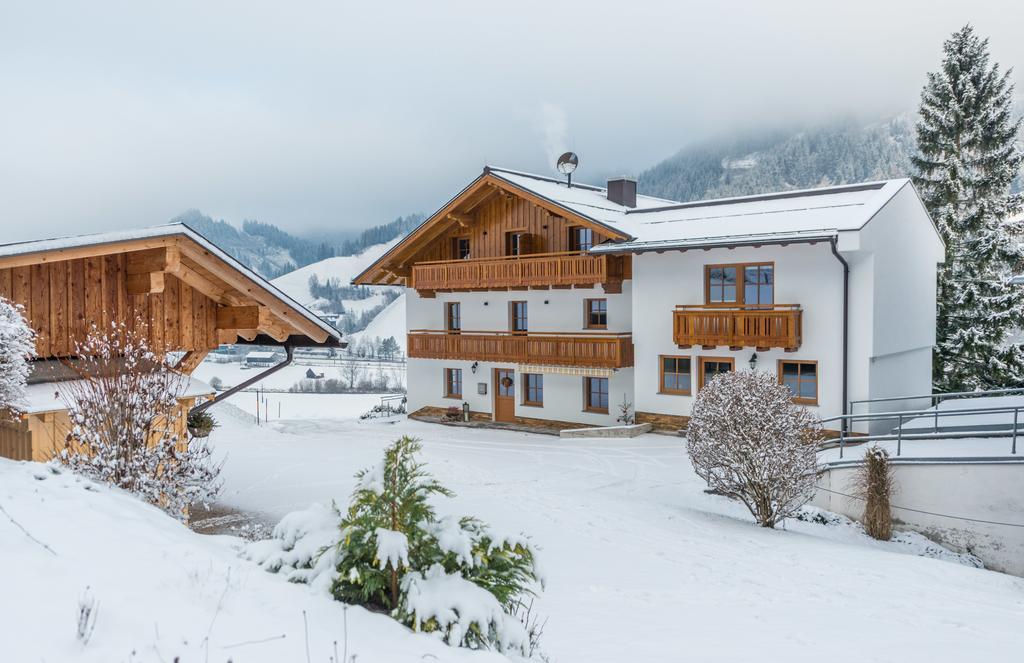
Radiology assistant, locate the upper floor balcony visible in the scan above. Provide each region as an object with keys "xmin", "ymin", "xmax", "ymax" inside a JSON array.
[
  {"xmin": 408, "ymin": 329, "xmax": 634, "ymax": 369},
  {"xmin": 410, "ymin": 251, "xmax": 625, "ymax": 296},
  {"xmin": 672, "ymin": 304, "xmax": 802, "ymax": 351}
]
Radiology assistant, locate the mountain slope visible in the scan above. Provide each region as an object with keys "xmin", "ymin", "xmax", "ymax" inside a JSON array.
[{"xmin": 639, "ymin": 117, "xmax": 916, "ymax": 202}]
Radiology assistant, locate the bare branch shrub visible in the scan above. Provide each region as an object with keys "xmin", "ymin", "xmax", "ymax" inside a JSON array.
[
  {"xmin": 686, "ymin": 370, "xmax": 821, "ymax": 528},
  {"xmin": 851, "ymin": 445, "xmax": 894, "ymax": 540},
  {"xmin": 55, "ymin": 324, "xmax": 222, "ymax": 521},
  {"xmin": 0, "ymin": 296, "xmax": 36, "ymax": 420}
]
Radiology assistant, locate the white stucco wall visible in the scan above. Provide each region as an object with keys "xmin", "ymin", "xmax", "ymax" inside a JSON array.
[
  {"xmin": 405, "ymin": 285, "xmax": 633, "ymax": 426},
  {"xmin": 630, "ymin": 243, "xmax": 845, "ymax": 422},
  {"xmin": 406, "ymin": 282, "xmax": 632, "ymax": 333},
  {"xmin": 857, "ymin": 184, "xmax": 944, "ymax": 413},
  {"xmin": 814, "ymin": 461, "xmax": 1024, "ymax": 577}
]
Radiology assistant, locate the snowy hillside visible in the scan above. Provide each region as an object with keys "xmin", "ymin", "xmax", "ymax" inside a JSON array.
[
  {"xmin": 0, "ymin": 458, "xmax": 501, "ymax": 663},
  {"xmin": 348, "ymin": 292, "xmax": 407, "ymax": 350},
  {"xmin": 272, "ymin": 238, "xmax": 403, "ymax": 325}
]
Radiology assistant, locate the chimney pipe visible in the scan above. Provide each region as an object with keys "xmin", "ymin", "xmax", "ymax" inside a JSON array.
[{"xmin": 607, "ymin": 178, "xmax": 637, "ymax": 208}]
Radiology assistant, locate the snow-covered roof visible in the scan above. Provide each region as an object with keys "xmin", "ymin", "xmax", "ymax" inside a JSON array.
[
  {"xmin": 0, "ymin": 223, "xmax": 341, "ymax": 345},
  {"xmin": 245, "ymin": 351, "xmax": 280, "ymax": 360},
  {"xmin": 487, "ymin": 167, "xmax": 914, "ymax": 252},
  {"xmin": 21, "ymin": 376, "xmax": 214, "ymax": 415}
]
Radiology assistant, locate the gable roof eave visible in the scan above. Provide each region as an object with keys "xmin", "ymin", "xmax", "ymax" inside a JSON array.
[{"xmin": 352, "ymin": 169, "xmax": 635, "ymax": 286}]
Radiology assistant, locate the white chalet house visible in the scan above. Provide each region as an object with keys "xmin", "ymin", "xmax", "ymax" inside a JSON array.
[{"xmin": 355, "ymin": 166, "xmax": 944, "ymax": 434}]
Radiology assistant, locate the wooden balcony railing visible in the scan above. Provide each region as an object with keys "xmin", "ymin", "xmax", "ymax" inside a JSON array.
[
  {"xmin": 408, "ymin": 330, "xmax": 634, "ymax": 368},
  {"xmin": 673, "ymin": 305, "xmax": 802, "ymax": 351},
  {"xmin": 410, "ymin": 252, "xmax": 623, "ymax": 295}
]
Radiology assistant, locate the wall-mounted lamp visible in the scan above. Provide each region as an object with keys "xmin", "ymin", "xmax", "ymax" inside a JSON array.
[
  {"xmin": 544, "ymin": 300, "xmax": 549, "ymax": 305},
  {"xmin": 483, "ymin": 301, "xmax": 489, "ymax": 306},
  {"xmin": 748, "ymin": 352, "xmax": 758, "ymax": 371},
  {"xmin": 471, "ymin": 361, "xmax": 479, "ymax": 374}
]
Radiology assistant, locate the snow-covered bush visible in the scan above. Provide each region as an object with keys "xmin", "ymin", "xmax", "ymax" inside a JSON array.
[
  {"xmin": 0, "ymin": 296, "xmax": 36, "ymax": 420},
  {"xmin": 252, "ymin": 436, "xmax": 544, "ymax": 656},
  {"xmin": 245, "ymin": 502, "xmax": 344, "ymax": 592},
  {"xmin": 54, "ymin": 324, "xmax": 222, "ymax": 521},
  {"xmin": 686, "ymin": 370, "xmax": 821, "ymax": 528}
]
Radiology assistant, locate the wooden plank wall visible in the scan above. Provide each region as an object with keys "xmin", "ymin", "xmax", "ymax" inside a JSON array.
[
  {"xmin": 412, "ymin": 195, "xmax": 611, "ymax": 263},
  {"xmin": 0, "ymin": 255, "xmax": 219, "ymax": 359},
  {"xmin": 0, "ymin": 419, "xmax": 32, "ymax": 461}
]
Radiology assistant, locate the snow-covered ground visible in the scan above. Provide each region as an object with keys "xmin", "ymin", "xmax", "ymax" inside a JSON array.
[
  {"xmin": 204, "ymin": 397, "xmax": 1023, "ymax": 663},
  {"xmin": 4, "ymin": 392, "xmax": 1023, "ymax": 662},
  {"xmin": 0, "ymin": 458, "xmax": 503, "ymax": 663}
]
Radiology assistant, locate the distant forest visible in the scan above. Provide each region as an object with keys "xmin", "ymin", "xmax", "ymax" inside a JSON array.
[{"xmin": 173, "ymin": 210, "xmax": 424, "ymax": 278}]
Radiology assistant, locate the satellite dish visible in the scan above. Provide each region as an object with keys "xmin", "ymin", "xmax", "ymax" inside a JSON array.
[{"xmin": 556, "ymin": 152, "xmax": 579, "ymax": 187}]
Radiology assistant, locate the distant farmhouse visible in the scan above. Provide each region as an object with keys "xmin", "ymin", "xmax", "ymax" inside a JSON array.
[
  {"xmin": 356, "ymin": 166, "xmax": 943, "ymax": 433},
  {"xmin": 0, "ymin": 224, "xmax": 342, "ymax": 460}
]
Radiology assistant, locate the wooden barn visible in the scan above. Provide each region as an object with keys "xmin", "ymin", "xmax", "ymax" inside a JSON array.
[{"xmin": 0, "ymin": 223, "xmax": 343, "ymax": 461}]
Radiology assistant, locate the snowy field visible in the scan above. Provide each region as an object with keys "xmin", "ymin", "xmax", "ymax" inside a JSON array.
[
  {"xmin": 4, "ymin": 392, "xmax": 1023, "ymax": 662},
  {"xmin": 205, "ymin": 396, "xmax": 1023, "ymax": 663}
]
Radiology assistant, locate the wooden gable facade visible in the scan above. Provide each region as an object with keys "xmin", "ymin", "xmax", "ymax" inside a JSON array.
[
  {"xmin": 354, "ymin": 170, "xmax": 632, "ymax": 292},
  {"xmin": 0, "ymin": 230, "xmax": 339, "ymax": 368},
  {"xmin": 0, "ymin": 226, "xmax": 341, "ymax": 463}
]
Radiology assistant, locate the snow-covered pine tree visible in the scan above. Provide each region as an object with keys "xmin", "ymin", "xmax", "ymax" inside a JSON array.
[
  {"xmin": 0, "ymin": 297, "xmax": 36, "ymax": 420},
  {"xmin": 911, "ymin": 25, "xmax": 1024, "ymax": 391}
]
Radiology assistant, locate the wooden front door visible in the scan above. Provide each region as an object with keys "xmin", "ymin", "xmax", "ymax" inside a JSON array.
[
  {"xmin": 699, "ymin": 356, "xmax": 735, "ymax": 390},
  {"xmin": 494, "ymin": 368, "xmax": 516, "ymax": 422}
]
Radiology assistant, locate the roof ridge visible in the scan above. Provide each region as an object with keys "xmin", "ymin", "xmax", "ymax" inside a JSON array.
[{"xmin": 626, "ymin": 179, "xmax": 904, "ymax": 215}]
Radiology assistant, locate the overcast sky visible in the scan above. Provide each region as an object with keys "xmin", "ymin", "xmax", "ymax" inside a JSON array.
[{"xmin": 1, "ymin": 0, "xmax": 1021, "ymax": 242}]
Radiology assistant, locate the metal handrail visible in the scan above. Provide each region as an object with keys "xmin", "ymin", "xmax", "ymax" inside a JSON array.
[
  {"xmin": 849, "ymin": 386, "xmax": 1024, "ymax": 414},
  {"xmin": 822, "ymin": 401, "xmax": 1023, "ymax": 459}
]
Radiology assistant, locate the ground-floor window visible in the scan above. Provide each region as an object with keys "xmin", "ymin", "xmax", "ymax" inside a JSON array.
[
  {"xmin": 523, "ymin": 373, "xmax": 544, "ymax": 406},
  {"xmin": 699, "ymin": 357, "xmax": 734, "ymax": 390},
  {"xmin": 584, "ymin": 376, "xmax": 609, "ymax": 413},
  {"xmin": 779, "ymin": 360, "xmax": 818, "ymax": 405},
  {"xmin": 444, "ymin": 368, "xmax": 463, "ymax": 398},
  {"xmin": 660, "ymin": 355, "xmax": 691, "ymax": 395}
]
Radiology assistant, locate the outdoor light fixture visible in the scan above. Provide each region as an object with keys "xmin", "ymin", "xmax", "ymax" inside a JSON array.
[
  {"xmin": 749, "ymin": 352, "xmax": 758, "ymax": 370},
  {"xmin": 471, "ymin": 361, "xmax": 479, "ymax": 374}
]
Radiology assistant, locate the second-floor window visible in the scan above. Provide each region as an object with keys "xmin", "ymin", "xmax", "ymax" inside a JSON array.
[
  {"xmin": 706, "ymin": 263, "xmax": 774, "ymax": 306},
  {"xmin": 585, "ymin": 298, "xmax": 607, "ymax": 328},
  {"xmin": 445, "ymin": 302, "xmax": 461, "ymax": 332},
  {"xmin": 569, "ymin": 226, "xmax": 594, "ymax": 251},
  {"xmin": 510, "ymin": 301, "xmax": 528, "ymax": 332}
]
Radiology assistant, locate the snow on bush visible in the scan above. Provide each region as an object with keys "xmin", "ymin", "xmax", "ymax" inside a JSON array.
[
  {"xmin": 686, "ymin": 370, "xmax": 821, "ymax": 528},
  {"xmin": 0, "ymin": 296, "xmax": 36, "ymax": 420},
  {"xmin": 54, "ymin": 324, "xmax": 222, "ymax": 521},
  {"xmin": 245, "ymin": 502, "xmax": 343, "ymax": 592},
  {"xmin": 251, "ymin": 435, "xmax": 544, "ymax": 656}
]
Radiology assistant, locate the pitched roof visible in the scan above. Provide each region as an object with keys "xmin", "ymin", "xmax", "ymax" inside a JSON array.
[
  {"xmin": 0, "ymin": 223, "xmax": 342, "ymax": 347},
  {"xmin": 487, "ymin": 167, "xmax": 916, "ymax": 252}
]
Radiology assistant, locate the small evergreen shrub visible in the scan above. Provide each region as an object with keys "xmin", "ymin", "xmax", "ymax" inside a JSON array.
[{"xmin": 250, "ymin": 436, "xmax": 544, "ymax": 656}]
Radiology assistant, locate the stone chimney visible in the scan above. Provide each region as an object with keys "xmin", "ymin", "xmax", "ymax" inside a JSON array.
[{"xmin": 607, "ymin": 178, "xmax": 637, "ymax": 208}]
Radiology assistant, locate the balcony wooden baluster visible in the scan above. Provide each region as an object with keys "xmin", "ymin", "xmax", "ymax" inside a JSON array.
[
  {"xmin": 411, "ymin": 252, "xmax": 623, "ymax": 295},
  {"xmin": 407, "ymin": 330, "xmax": 634, "ymax": 369},
  {"xmin": 672, "ymin": 304, "xmax": 802, "ymax": 351}
]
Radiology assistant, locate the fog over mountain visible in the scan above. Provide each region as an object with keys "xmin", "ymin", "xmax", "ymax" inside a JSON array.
[{"xmin": 2, "ymin": 1, "xmax": 1022, "ymax": 242}]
